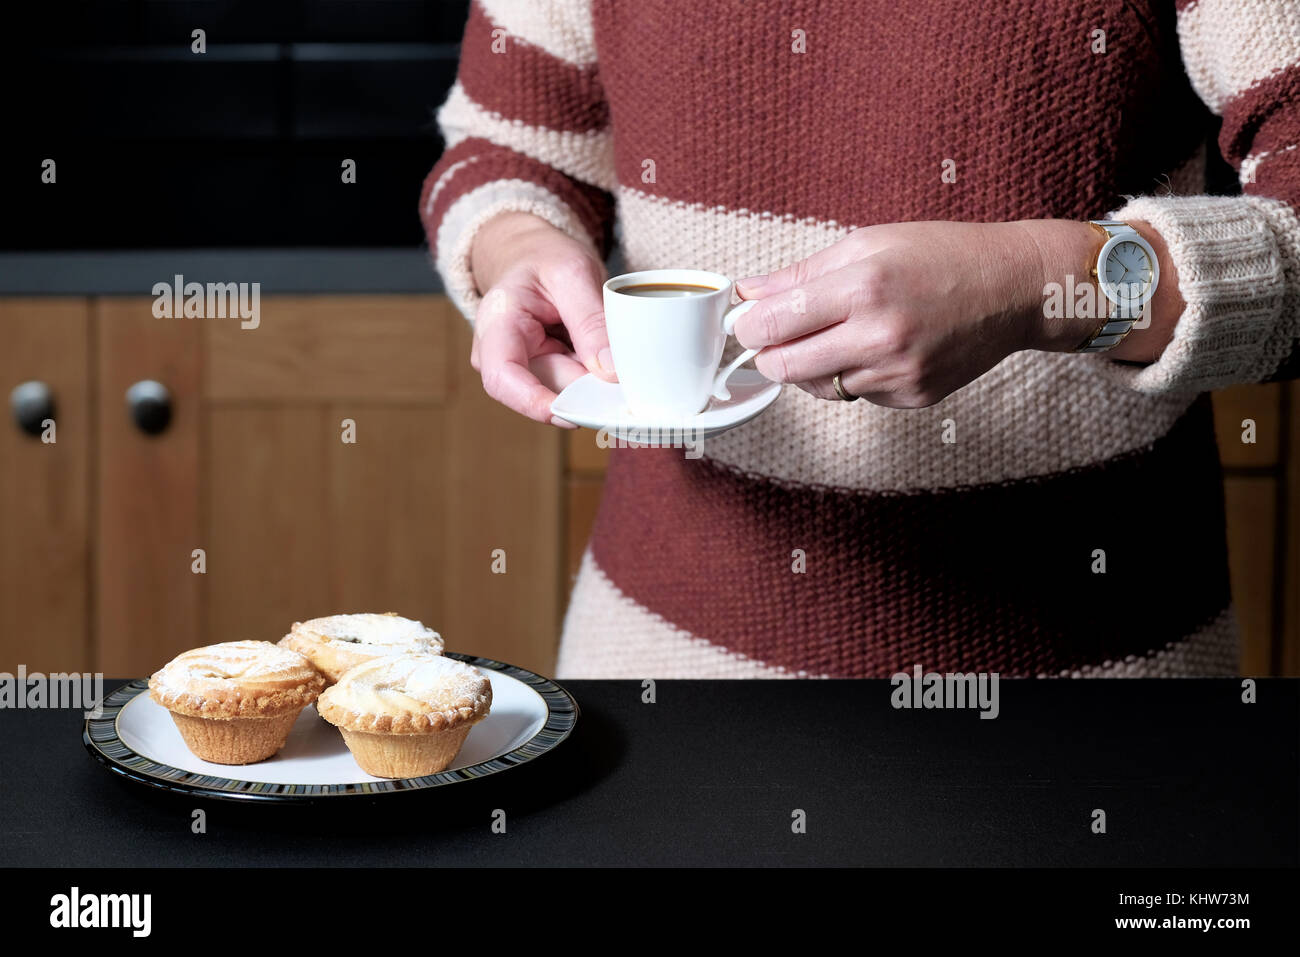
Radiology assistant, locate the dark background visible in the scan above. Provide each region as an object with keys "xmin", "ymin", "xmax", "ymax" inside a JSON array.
[
  {"xmin": 0, "ymin": 0, "xmax": 472, "ymax": 249},
  {"xmin": 0, "ymin": 0, "xmax": 1244, "ymax": 252}
]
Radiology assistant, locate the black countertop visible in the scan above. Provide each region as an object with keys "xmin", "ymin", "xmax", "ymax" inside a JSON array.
[
  {"xmin": 3, "ymin": 679, "xmax": 1295, "ymax": 867},
  {"xmin": 0, "ymin": 249, "xmax": 443, "ymax": 295}
]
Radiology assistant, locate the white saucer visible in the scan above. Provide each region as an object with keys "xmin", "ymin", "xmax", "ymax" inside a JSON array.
[{"xmin": 550, "ymin": 369, "xmax": 781, "ymax": 441}]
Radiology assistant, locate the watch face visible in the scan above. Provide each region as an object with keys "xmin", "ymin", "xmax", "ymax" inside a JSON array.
[{"xmin": 1102, "ymin": 240, "xmax": 1153, "ymax": 306}]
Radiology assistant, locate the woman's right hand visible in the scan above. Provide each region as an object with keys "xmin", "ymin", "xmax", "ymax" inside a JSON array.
[{"xmin": 468, "ymin": 211, "xmax": 616, "ymax": 427}]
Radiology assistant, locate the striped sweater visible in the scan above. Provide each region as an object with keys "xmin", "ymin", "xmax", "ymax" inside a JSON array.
[{"xmin": 421, "ymin": 0, "xmax": 1300, "ymax": 678}]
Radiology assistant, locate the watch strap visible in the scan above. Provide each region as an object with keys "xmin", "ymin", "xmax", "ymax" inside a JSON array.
[{"xmin": 1075, "ymin": 221, "xmax": 1143, "ymax": 353}]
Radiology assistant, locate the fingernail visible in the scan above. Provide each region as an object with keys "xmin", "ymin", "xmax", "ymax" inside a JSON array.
[
  {"xmin": 736, "ymin": 275, "xmax": 767, "ymax": 294},
  {"xmin": 597, "ymin": 347, "xmax": 615, "ymax": 375},
  {"xmin": 550, "ymin": 415, "xmax": 577, "ymax": 429}
]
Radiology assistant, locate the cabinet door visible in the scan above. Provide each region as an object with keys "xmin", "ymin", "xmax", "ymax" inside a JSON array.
[
  {"xmin": 0, "ymin": 299, "xmax": 91, "ymax": 673},
  {"xmin": 1213, "ymin": 384, "xmax": 1287, "ymax": 675},
  {"xmin": 95, "ymin": 299, "xmax": 202, "ymax": 676},
  {"xmin": 90, "ymin": 294, "xmax": 562, "ymax": 677},
  {"xmin": 203, "ymin": 296, "xmax": 563, "ymax": 675}
]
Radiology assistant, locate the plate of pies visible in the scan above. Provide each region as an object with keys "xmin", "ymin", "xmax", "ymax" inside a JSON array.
[{"xmin": 83, "ymin": 613, "xmax": 579, "ymax": 801}]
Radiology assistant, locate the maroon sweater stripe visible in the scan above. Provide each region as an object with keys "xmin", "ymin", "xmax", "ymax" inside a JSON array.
[
  {"xmin": 588, "ymin": 395, "xmax": 1230, "ymax": 677},
  {"xmin": 457, "ymin": 1, "xmax": 608, "ymax": 134},
  {"xmin": 1218, "ymin": 63, "xmax": 1300, "ymax": 166},
  {"xmin": 595, "ymin": 0, "xmax": 1206, "ymax": 226},
  {"xmin": 1227, "ymin": 65, "xmax": 1300, "ymax": 380},
  {"xmin": 421, "ymin": 138, "xmax": 613, "ymax": 255},
  {"xmin": 1253, "ymin": 146, "xmax": 1300, "ymax": 247}
]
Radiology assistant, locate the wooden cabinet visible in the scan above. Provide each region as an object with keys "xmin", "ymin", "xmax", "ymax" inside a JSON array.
[
  {"xmin": 1212, "ymin": 382, "xmax": 1296, "ymax": 676},
  {"xmin": 0, "ymin": 299, "xmax": 91, "ymax": 673},
  {"xmin": 2, "ymin": 295, "xmax": 562, "ymax": 677}
]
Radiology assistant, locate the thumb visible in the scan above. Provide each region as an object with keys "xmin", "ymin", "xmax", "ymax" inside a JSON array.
[{"xmin": 545, "ymin": 259, "xmax": 616, "ymax": 381}]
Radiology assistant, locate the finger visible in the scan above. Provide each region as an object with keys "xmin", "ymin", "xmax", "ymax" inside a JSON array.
[
  {"xmin": 735, "ymin": 228, "xmax": 876, "ymax": 299},
  {"xmin": 531, "ymin": 350, "xmax": 590, "ymax": 395},
  {"xmin": 852, "ymin": 391, "xmax": 922, "ymax": 409},
  {"xmin": 531, "ymin": 344, "xmax": 589, "ymax": 429},
  {"xmin": 540, "ymin": 256, "xmax": 616, "ymax": 381},
  {"xmin": 733, "ymin": 271, "xmax": 857, "ymax": 353},
  {"xmin": 476, "ymin": 295, "xmax": 563, "ymax": 424},
  {"xmin": 472, "ymin": 283, "xmax": 532, "ymax": 373},
  {"xmin": 803, "ymin": 368, "xmax": 922, "ymax": 409},
  {"xmin": 793, "ymin": 377, "xmax": 842, "ymax": 402},
  {"xmin": 755, "ymin": 323, "xmax": 862, "ymax": 385}
]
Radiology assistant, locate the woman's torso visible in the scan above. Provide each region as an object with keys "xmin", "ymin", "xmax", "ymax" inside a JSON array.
[{"xmin": 561, "ymin": 0, "xmax": 1235, "ymax": 677}]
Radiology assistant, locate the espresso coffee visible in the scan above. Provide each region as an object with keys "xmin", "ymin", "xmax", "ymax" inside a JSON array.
[{"xmin": 617, "ymin": 282, "xmax": 718, "ymax": 298}]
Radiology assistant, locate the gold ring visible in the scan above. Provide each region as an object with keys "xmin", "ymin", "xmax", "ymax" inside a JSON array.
[{"xmin": 832, "ymin": 372, "xmax": 858, "ymax": 402}]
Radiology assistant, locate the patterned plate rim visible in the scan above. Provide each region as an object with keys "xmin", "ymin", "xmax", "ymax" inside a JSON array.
[{"xmin": 82, "ymin": 653, "xmax": 580, "ymax": 802}]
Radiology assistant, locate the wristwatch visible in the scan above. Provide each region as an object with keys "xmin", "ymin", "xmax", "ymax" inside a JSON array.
[{"xmin": 1075, "ymin": 220, "xmax": 1160, "ymax": 353}]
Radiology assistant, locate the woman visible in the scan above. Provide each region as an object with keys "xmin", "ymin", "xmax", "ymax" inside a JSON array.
[{"xmin": 421, "ymin": 0, "xmax": 1299, "ymax": 678}]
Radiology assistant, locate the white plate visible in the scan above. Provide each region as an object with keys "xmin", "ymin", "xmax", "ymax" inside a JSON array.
[
  {"xmin": 84, "ymin": 655, "xmax": 579, "ymax": 800},
  {"xmin": 550, "ymin": 369, "xmax": 781, "ymax": 441}
]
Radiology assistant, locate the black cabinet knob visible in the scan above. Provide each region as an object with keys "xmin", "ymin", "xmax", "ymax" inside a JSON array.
[
  {"xmin": 126, "ymin": 380, "xmax": 172, "ymax": 436},
  {"xmin": 10, "ymin": 380, "xmax": 55, "ymax": 437}
]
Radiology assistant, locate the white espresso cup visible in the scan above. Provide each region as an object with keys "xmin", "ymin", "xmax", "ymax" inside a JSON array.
[{"xmin": 602, "ymin": 268, "xmax": 760, "ymax": 418}]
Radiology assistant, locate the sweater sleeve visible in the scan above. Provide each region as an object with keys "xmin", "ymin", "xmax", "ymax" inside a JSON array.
[
  {"xmin": 419, "ymin": 0, "xmax": 615, "ymax": 321},
  {"xmin": 1097, "ymin": 0, "xmax": 1300, "ymax": 395}
]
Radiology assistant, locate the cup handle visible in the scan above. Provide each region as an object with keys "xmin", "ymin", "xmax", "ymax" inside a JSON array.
[{"xmin": 711, "ymin": 300, "xmax": 761, "ymax": 401}]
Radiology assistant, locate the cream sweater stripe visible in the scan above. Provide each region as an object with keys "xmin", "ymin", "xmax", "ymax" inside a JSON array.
[
  {"xmin": 613, "ymin": 188, "xmax": 1199, "ymax": 490},
  {"xmin": 475, "ymin": 0, "xmax": 598, "ymax": 66},
  {"xmin": 435, "ymin": 179, "xmax": 599, "ymax": 320},
  {"xmin": 1176, "ymin": 0, "xmax": 1300, "ymax": 114},
  {"xmin": 436, "ymin": 82, "xmax": 615, "ymax": 192},
  {"xmin": 430, "ymin": 1, "xmax": 612, "ymax": 321}
]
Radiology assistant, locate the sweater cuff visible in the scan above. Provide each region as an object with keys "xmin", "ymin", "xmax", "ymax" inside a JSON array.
[
  {"xmin": 1091, "ymin": 194, "xmax": 1295, "ymax": 395},
  {"xmin": 432, "ymin": 178, "xmax": 600, "ymax": 321}
]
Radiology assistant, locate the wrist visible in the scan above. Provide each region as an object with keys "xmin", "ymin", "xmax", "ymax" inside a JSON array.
[
  {"xmin": 1009, "ymin": 218, "xmax": 1108, "ymax": 353},
  {"xmin": 470, "ymin": 211, "xmax": 565, "ymax": 293},
  {"xmin": 1106, "ymin": 219, "xmax": 1182, "ymax": 362}
]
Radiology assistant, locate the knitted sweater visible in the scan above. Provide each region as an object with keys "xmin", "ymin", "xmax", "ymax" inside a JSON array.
[{"xmin": 422, "ymin": 0, "xmax": 1300, "ymax": 678}]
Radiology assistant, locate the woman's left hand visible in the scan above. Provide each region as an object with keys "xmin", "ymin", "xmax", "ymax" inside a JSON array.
[{"xmin": 732, "ymin": 219, "xmax": 1152, "ymax": 407}]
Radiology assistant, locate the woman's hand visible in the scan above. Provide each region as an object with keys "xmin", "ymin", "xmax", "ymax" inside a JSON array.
[
  {"xmin": 732, "ymin": 219, "xmax": 1178, "ymax": 407},
  {"xmin": 468, "ymin": 211, "xmax": 615, "ymax": 426}
]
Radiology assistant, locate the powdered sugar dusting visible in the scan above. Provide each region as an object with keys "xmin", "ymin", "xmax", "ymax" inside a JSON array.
[
  {"xmin": 154, "ymin": 640, "xmax": 318, "ymax": 691},
  {"xmin": 323, "ymin": 654, "xmax": 491, "ymax": 717},
  {"xmin": 293, "ymin": 613, "xmax": 445, "ymax": 655}
]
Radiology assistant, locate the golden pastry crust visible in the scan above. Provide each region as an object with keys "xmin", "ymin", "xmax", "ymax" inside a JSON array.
[
  {"xmin": 336, "ymin": 726, "xmax": 476, "ymax": 778},
  {"xmin": 278, "ymin": 612, "xmax": 445, "ymax": 684},
  {"xmin": 317, "ymin": 654, "xmax": 491, "ymax": 735},
  {"xmin": 149, "ymin": 640, "xmax": 325, "ymax": 719},
  {"xmin": 167, "ymin": 711, "xmax": 302, "ymax": 765}
]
